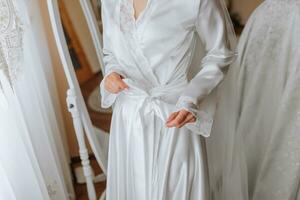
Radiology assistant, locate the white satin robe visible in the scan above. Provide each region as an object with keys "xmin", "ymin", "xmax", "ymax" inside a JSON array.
[{"xmin": 100, "ymin": 0, "xmax": 236, "ymax": 199}]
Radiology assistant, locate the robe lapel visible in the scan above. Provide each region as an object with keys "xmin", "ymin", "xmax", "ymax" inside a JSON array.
[{"xmin": 119, "ymin": 0, "xmax": 159, "ymax": 87}]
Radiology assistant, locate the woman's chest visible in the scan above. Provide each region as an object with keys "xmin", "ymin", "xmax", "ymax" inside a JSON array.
[
  {"xmin": 120, "ymin": 0, "xmax": 197, "ymax": 34},
  {"xmin": 119, "ymin": 0, "xmax": 197, "ymax": 49}
]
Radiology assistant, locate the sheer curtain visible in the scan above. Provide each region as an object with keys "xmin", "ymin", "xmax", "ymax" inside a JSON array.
[{"xmin": 0, "ymin": 0, "xmax": 75, "ymax": 199}]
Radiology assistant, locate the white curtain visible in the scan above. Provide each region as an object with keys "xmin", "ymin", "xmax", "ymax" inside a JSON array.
[
  {"xmin": 0, "ymin": 0, "xmax": 75, "ymax": 199},
  {"xmin": 0, "ymin": 75, "xmax": 50, "ymax": 200}
]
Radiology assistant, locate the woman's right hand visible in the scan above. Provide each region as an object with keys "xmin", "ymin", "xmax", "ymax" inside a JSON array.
[{"xmin": 104, "ymin": 72, "xmax": 129, "ymax": 94}]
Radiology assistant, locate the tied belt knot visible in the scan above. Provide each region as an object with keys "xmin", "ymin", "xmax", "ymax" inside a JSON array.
[{"xmin": 121, "ymin": 79, "xmax": 187, "ymax": 122}]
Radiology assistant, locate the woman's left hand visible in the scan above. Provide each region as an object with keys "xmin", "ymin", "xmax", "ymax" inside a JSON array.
[{"xmin": 166, "ymin": 110, "xmax": 196, "ymax": 128}]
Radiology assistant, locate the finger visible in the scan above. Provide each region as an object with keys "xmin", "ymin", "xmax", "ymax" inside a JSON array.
[
  {"xmin": 189, "ymin": 114, "xmax": 196, "ymax": 123},
  {"xmin": 166, "ymin": 112, "xmax": 178, "ymax": 123},
  {"xmin": 166, "ymin": 113, "xmax": 180, "ymax": 128},
  {"xmin": 105, "ymin": 73, "xmax": 127, "ymax": 93},
  {"xmin": 110, "ymin": 80, "xmax": 121, "ymax": 92},
  {"xmin": 112, "ymin": 75, "xmax": 128, "ymax": 89},
  {"xmin": 168, "ymin": 111, "xmax": 189, "ymax": 128},
  {"xmin": 177, "ymin": 114, "xmax": 195, "ymax": 128},
  {"xmin": 106, "ymin": 79, "xmax": 122, "ymax": 93},
  {"xmin": 117, "ymin": 79, "xmax": 129, "ymax": 90},
  {"xmin": 105, "ymin": 81, "xmax": 116, "ymax": 94},
  {"xmin": 174, "ymin": 110, "xmax": 189, "ymax": 125},
  {"xmin": 111, "ymin": 72, "xmax": 122, "ymax": 79},
  {"xmin": 107, "ymin": 84, "xmax": 119, "ymax": 94}
]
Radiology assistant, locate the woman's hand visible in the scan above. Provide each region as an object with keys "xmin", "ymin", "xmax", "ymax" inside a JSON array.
[
  {"xmin": 166, "ymin": 110, "xmax": 196, "ymax": 128},
  {"xmin": 104, "ymin": 72, "xmax": 129, "ymax": 94}
]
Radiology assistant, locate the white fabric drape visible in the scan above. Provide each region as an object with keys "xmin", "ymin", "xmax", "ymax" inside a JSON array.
[
  {"xmin": 0, "ymin": 75, "xmax": 49, "ymax": 200},
  {"xmin": 0, "ymin": 0, "xmax": 23, "ymax": 88},
  {"xmin": 0, "ymin": 0, "xmax": 75, "ymax": 199},
  {"xmin": 207, "ymin": 0, "xmax": 300, "ymax": 199}
]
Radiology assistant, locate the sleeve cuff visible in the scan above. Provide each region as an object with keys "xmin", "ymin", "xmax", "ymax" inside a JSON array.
[
  {"xmin": 100, "ymin": 69, "xmax": 125, "ymax": 108},
  {"xmin": 175, "ymin": 96, "xmax": 215, "ymax": 137}
]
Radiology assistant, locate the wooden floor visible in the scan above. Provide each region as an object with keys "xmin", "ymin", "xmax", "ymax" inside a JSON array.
[
  {"xmin": 74, "ymin": 159, "xmax": 106, "ymax": 200},
  {"xmin": 73, "ymin": 73, "xmax": 111, "ymax": 200},
  {"xmin": 80, "ymin": 73, "xmax": 112, "ymax": 132},
  {"xmin": 73, "ymin": 159, "xmax": 107, "ymax": 200}
]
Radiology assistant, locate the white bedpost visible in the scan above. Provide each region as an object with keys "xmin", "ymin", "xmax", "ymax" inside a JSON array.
[
  {"xmin": 48, "ymin": 0, "xmax": 109, "ymax": 199},
  {"xmin": 67, "ymin": 88, "xmax": 97, "ymax": 200}
]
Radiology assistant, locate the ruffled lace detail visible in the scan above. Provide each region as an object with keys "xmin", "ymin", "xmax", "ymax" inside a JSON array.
[
  {"xmin": 0, "ymin": 0, "xmax": 24, "ymax": 90},
  {"xmin": 119, "ymin": 0, "xmax": 135, "ymax": 33},
  {"xmin": 176, "ymin": 96, "xmax": 214, "ymax": 137}
]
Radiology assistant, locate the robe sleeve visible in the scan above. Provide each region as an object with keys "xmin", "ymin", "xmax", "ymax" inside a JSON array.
[
  {"xmin": 175, "ymin": 0, "xmax": 237, "ymax": 137},
  {"xmin": 99, "ymin": 3, "xmax": 126, "ymax": 108}
]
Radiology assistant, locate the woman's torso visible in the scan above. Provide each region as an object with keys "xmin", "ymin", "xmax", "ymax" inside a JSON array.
[{"xmin": 104, "ymin": 0, "xmax": 201, "ymax": 86}]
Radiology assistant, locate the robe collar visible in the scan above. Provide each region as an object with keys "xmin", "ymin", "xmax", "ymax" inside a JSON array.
[{"xmin": 118, "ymin": 0, "xmax": 160, "ymax": 87}]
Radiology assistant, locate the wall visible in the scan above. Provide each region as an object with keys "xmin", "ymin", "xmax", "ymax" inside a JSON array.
[{"xmin": 62, "ymin": 0, "xmax": 101, "ymax": 74}]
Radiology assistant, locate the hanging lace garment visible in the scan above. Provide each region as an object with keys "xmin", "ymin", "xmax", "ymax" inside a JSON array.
[
  {"xmin": 206, "ymin": 0, "xmax": 300, "ymax": 199},
  {"xmin": 0, "ymin": 0, "xmax": 24, "ymax": 91}
]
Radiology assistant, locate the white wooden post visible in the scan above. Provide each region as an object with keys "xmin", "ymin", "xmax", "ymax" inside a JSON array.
[
  {"xmin": 48, "ymin": 1, "xmax": 108, "ymax": 199},
  {"xmin": 67, "ymin": 88, "xmax": 97, "ymax": 200}
]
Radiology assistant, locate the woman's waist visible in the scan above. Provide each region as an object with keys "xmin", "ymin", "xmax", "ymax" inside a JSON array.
[
  {"xmin": 115, "ymin": 78, "xmax": 188, "ymax": 121},
  {"xmin": 117, "ymin": 78, "xmax": 188, "ymax": 104}
]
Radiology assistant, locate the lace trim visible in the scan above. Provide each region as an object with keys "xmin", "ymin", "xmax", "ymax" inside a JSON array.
[
  {"xmin": 0, "ymin": 0, "xmax": 24, "ymax": 91},
  {"xmin": 119, "ymin": 0, "xmax": 135, "ymax": 33},
  {"xmin": 176, "ymin": 97, "xmax": 214, "ymax": 137}
]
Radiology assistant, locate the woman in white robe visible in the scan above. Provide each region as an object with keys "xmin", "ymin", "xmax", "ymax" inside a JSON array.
[
  {"xmin": 100, "ymin": 0, "xmax": 236, "ymax": 199},
  {"xmin": 207, "ymin": 0, "xmax": 300, "ymax": 199}
]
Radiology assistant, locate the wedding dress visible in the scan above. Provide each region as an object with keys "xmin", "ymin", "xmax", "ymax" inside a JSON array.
[
  {"xmin": 99, "ymin": 0, "xmax": 236, "ymax": 199},
  {"xmin": 207, "ymin": 0, "xmax": 300, "ymax": 199}
]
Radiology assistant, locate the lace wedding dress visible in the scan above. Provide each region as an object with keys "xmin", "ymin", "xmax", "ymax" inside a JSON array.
[
  {"xmin": 0, "ymin": 0, "xmax": 23, "ymax": 89},
  {"xmin": 207, "ymin": 0, "xmax": 300, "ymax": 199}
]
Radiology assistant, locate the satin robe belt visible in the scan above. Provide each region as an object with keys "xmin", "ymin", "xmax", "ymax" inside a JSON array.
[{"xmin": 119, "ymin": 78, "xmax": 188, "ymax": 122}]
